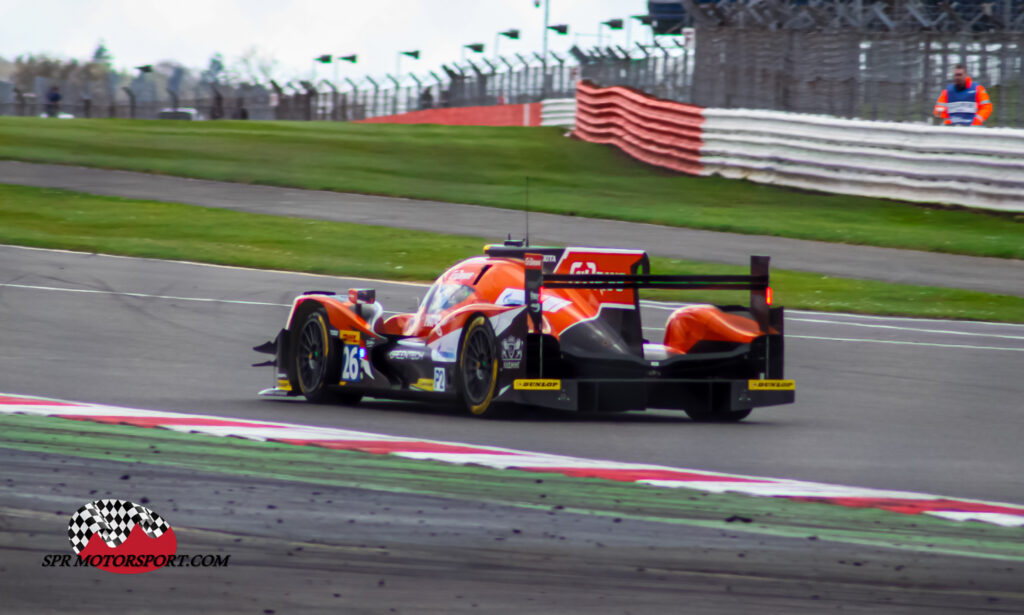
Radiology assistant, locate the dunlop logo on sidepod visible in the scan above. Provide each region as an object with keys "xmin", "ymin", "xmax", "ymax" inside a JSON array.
[
  {"xmin": 513, "ymin": 379, "xmax": 561, "ymax": 390},
  {"xmin": 748, "ymin": 379, "xmax": 796, "ymax": 391}
]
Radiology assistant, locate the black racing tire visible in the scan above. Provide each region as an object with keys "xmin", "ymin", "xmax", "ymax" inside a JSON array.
[
  {"xmin": 293, "ymin": 309, "xmax": 341, "ymax": 404},
  {"xmin": 685, "ymin": 407, "xmax": 752, "ymax": 423},
  {"xmin": 684, "ymin": 385, "xmax": 752, "ymax": 422},
  {"xmin": 456, "ymin": 315, "xmax": 502, "ymax": 418},
  {"xmin": 333, "ymin": 391, "xmax": 364, "ymax": 406}
]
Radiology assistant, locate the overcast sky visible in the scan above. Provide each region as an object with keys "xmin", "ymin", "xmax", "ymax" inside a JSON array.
[{"xmin": 1, "ymin": 0, "xmax": 654, "ymax": 81}]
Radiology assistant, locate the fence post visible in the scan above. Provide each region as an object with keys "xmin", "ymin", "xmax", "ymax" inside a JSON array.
[
  {"xmin": 210, "ymin": 84, "xmax": 224, "ymax": 120},
  {"xmin": 343, "ymin": 77, "xmax": 359, "ymax": 120},
  {"xmin": 409, "ymin": 73, "xmax": 424, "ymax": 110},
  {"xmin": 122, "ymin": 87, "xmax": 136, "ymax": 119},
  {"xmin": 299, "ymin": 81, "xmax": 317, "ymax": 121},
  {"xmin": 270, "ymin": 80, "xmax": 285, "ymax": 120},
  {"xmin": 549, "ymin": 51, "xmax": 567, "ymax": 97},
  {"xmin": 515, "ymin": 53, "xmax": 532, "ymax": 101},
  {"xmin": 319, "ymin": 79, "xmax": 338, "ymax": 120},
  {"xmin": 386, "ymin": 74, "xmax": 400, "ymax": 114},
  {"xmin": 14, "ymin": 88, "xmax": 25, "ymax": 116}
]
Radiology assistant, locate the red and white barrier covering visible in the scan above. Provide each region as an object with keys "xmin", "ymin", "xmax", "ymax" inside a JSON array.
[
  {"xmin": 573, "ymin": 80, "xmax": 704, "ymax": 175},
  {"xmin": 540, "ymin": 98, "xmax": 576, "ymax": 129},
  {"xmin": 573, "ymin": 81, "xmax": 1024, "ymax": 213},
  {"xmin": 2, "ymin": 392, "xmax": 1023, "ymax": 528}
]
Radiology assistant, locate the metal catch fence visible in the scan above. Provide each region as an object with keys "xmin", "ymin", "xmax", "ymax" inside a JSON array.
[{"xmin": 2, "ymin": 22, "xmax": 1023, "ymax": 127}]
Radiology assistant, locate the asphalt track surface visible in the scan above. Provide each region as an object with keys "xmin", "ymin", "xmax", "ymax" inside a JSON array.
[
  {"xmin": 2, "ymin": 160, "xmax": 1022, "ymax": 296},
  {"xmin": 1, "ymin": 244, "xmax": 1022, "ymax": 501},
  {"xmin": 3, "ymin": 246, "xmax": 1024, "ymax": 611}
]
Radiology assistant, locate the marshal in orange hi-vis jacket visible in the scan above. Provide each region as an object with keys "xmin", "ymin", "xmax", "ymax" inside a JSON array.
[{"xmin": 933, "ymin": 65, "xmax": 993, "ymax": 126}]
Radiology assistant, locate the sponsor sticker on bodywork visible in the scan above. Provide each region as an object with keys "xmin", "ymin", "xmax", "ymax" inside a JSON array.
[
  {"xmin": 387, "ymin": 349, "xmax": 425, "ymax": 361},
  {"xmin": 411, "ymin": 378, "xmax": 434, "ymax": 392},
  {"xmin": 501, "ymin": 336, "xmax": 523, "ymax": 369},
  {"xmin": 341, "ymin": 345, "xmax": 361, "ymax": 382},
  {"xmin": 748, "ymin": 379, "xmax": 795, "ymax": 391},
  {"xmin": 514, "ymin": 379, "xmax": 561, "ymax": 390}
]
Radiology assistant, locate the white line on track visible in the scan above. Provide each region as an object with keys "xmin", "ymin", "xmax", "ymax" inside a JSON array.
[
  {"xmin": 1, "ymin": 243, "xmax": 432, "ymax": 287},
  {"xmin": 4, "ymin": 245, "xmax": 1019, "ymax": 337},
  {"xmin": 787, "ymin": 318, "xmax": 1024, "ymax": 341},
  {"xmin": 786, "ymin": 308, "xmax": 1024, "ymax": 328},
  {"xmin": 786, "ymin": 334, "xmax": 1024, "ymax": 352},
  {"xmin": 0, "ymin": 283, "xmax": 289, "ymax": 307},
  {"xmin": 640, "ymin": 299, "xmax": 1024, "ymax": 329},
  {"xmin": 6, "ymin": 281, "xmax": 1020, "ymax": 352},
  {"xmin": 640, "ymin": 326, "xmax": 1023, "ymax": 352}
]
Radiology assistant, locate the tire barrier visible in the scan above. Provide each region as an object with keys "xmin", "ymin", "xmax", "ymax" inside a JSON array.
[
  {"xmin": 572, "ymin": 81, "xmax": 1024, "ymax": 213},
  {"xmin": 540, "ymin": 98, "xmax": 576, "ymax": 129},
  {"xmin": 701, "ymin": 108, "xmax": 1024, "ymax": 213},
  {"xmin": 573, "ymin": 80, "xmax": 704, "ymax": 176}
]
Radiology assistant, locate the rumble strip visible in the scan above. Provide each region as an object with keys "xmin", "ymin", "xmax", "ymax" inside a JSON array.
[{"xmin": 2, "ymin": 393, "xmax": 1022, "ymax": 528}]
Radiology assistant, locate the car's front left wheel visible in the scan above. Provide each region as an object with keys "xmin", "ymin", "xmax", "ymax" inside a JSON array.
[
  {"xmin": 294, "ymin": 309, "xmax": 341, "ymax": 404},
  {"xmin": 457, "ymin": 315, "xmax": 502, "ymax": 417}
]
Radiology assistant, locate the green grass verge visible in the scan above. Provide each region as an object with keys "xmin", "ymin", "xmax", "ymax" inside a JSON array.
[
  {"xmin": 3, "ymin": 412, "xmax": 1022, "ymax": 559},
  {"xmin": 3, "ymin": 183, "xmax": 1022, "ymax": 322},
  {"xmin": 1, "ymin": 117, "xmax": 1021, "ymax": 259}
]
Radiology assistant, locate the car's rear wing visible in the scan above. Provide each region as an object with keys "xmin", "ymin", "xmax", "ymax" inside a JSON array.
[{"xmin": 524, "ymin": 254, "xmax": 773, "ymax": 332}]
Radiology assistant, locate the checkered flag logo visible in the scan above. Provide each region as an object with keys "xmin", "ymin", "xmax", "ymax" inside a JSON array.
[{"xmin": 67, "ymin": 499, "xmax": 170, "ymax": 555}]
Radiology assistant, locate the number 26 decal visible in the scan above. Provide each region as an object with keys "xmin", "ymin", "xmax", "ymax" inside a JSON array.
[{"xmin": 341, "ymin": 345, "xmax": 361, "ymax": 382}]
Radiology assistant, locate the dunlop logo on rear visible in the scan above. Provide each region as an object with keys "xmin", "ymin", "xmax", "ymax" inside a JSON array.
[
  {"xmin": 748, "ymin": 379, "xmax": 795, "ymax": 391},
  {"xmin": 514, "ymin": 379, "xmax": 561, "ymax": 390}
]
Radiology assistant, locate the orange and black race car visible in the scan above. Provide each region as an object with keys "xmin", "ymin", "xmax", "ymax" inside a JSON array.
[{"xmin": 253, "ymin": 242, "xmax": 794, "ymax": 421}]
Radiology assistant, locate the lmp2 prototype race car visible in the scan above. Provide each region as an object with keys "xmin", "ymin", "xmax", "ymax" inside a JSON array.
[{"xmin": 253, "ymin": 242, "xmax": 794, "ymax": 421}]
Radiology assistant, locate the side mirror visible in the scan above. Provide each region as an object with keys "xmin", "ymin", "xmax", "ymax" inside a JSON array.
[{"xmin": 348, "ymin": 288, "xmax": 376, "ymax": 304}]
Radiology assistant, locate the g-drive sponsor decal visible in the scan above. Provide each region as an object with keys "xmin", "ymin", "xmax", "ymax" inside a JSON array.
[
  {"xmin": 42, "ymin": 499, "xmax": 229, "ymax": 574},
  {"xmin": 387, "ymin": 348, "xmax": 425, "ymax": 361}
]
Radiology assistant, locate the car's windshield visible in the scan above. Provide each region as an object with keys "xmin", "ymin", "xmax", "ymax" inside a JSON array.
[{"xmin": 420, "ymin": 283, "xmax": 474, "ymax": 317}]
